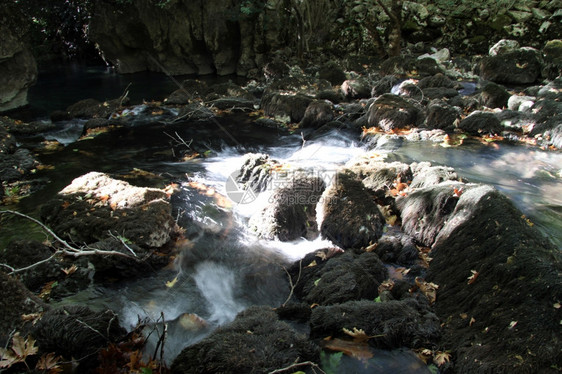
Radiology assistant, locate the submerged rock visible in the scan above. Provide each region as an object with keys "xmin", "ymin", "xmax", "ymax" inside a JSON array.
[{"xmin": 171, "ymin": 306, "xmax": 319, "ymax": 374}]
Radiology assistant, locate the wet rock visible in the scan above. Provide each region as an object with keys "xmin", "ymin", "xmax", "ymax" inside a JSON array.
[
  {"xmin": 479, "ymin": 82, "xmax": 510, "ymax": 109},
  {"xmin": 65, "ymin": 98, "xmax": 121, "ymax": 119},
  {"xmin": 397, "ymin": 180, "xmax": 468, "ymax": 247},
  {"xmin": 0, "ymin": 240, "xmax": 62, "ymax": 292},
  {"xmin": 166, "ymin": 80, "xmax": 209, "ymax": 105},
  {"xmin": 249, "ymin": 175, "xmax": 325, "ymax": 241},
  {"xmin": 0, "ymin": 271, "xmax": 47, "ymax": 345},
  {"xmin": 425, "ymin": 184, "xmax": 562, "ymax": 373},
  {"xmin": 310, "ymin": 298, "xmax": 440, "ymax": 349},
  {"xmin": 235, "ymin": 153, "xmax": 280, "ymax": 194},
  {"xmin": 315, "ymin": 89, "xmax": 343, "ymax": 103},
  {"xmin": 289, "ymin": 249, "xmax": 388, "ymax": 306},
  {"xmin": 0, "ymin": 6, "xmax": 37, "ymax": 112},
  {"xmin": 0, "ymin": 122, "xmax": 16, "ymax": 154},
  {"xmin": 417, "ymin": 73, "xmax": 456, "ymax": 89},
  {"xmin": 367, "ymin": 94, "xmax": 422, "ymax": 131},
  {"xmin": 425, "ymin": 99, "xmax": 461, "ymax": 131},
  {"xmin": 0, "ymin": 116, "xmax": 55, "ymax": 135},
  {"xmin": 31, "ymin": 306, "xmax": 126, "ymax": 372},
  {"xmin": 261, "ymin": 93, "xmax": 313, "ymax": 123},
  {"xmin": 457, "ymin": 110, "xmax": 502, "ymax": 135},
  {"xmin": 380, "ymin": 56, "xmax": 443, "ymax": 77},
  {"xmin": 541, "ymin": 39, "xmax": 562, "ymax": 79},
  {"xmin": 341, "ymin": 79, "xmax": 372, "ymax": 99},
  {"xmin": 319, "ymin": 171, "xmax": 385, "ymax": 249},
  {"xmin": 318, "ymin": 61, "xmax": 347, "ymax": 86},
  {"xmin": 299, "ymin": 100, "xmax": 334, "ymax": 128},
  {"xmin": 0, "ymin": 148, "xmax": 38, "ymax": 183},
  {"xmin": 410, "ymin": 161, "xmax": 463, "ymax": 189},
  {"xmin": 372, "ymin": 75, "xmax": 400, "ymax": 96},
  {"xmin": 404, "ymin": 128, "xmax": 448, "ymax": 143},
  {"xmin": 478, "ymin": 49, "xmax": 542, "ymax": 84},
  {"xmin": 421, "ymin": 87, "xmax": 460, "ymax": 100},
  {"xmin": 40, "ymin": 172, "xmax": 177, "ymax": 278},
  {"xmin": 263, "ymin": 59, "xmax": 291, "ymax": 81},
  {"xmin": 371, "ymin": 234, "xmax": 419, "ymax": 265},
  {"xmin": 171, "ymin": 306, "xmax": 319, "ymax": 374},
  {"xmin": 207, "ymin": 97, "xmax": 255, "ymax": 112},
  {"xmin": 507, "ymin": 94, "xmax": 535, "ymax": 112},
  {"xmin": 530, "ymin": 98, "xmax": 562, "ymax": 123},
  {"xmin": 488, "ymin": 39, "xmax": 520, "ymax": 56}
]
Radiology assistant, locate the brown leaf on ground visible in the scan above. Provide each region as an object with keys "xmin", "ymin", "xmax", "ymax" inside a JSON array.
[{"xmin": 324, "ymin": 337, "xmax": 373, "ymax": 362}]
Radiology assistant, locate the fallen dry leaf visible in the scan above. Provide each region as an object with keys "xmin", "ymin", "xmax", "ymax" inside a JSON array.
[
  {"xmin": 434, "ymin": 351, "xmax": 451, "ymax": 366},
  {"xmin": 467, "ymin": 270, "xmax": 479, "ymax": 285},
  {"xmin": 414, "ymin": 277, "xmax": 439, "ymax": 304},
  {"xmin": 324, "ymin": 337, "xmax": 373, "ymax": 362}
]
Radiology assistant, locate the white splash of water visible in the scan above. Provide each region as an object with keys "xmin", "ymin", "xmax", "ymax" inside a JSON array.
[{"xmin": 192, "ymin": 261, "xmax": 245, "ymax": 325}]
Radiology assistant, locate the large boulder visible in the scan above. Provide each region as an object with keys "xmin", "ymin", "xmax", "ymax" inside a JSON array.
[
  {"xmin": 288, "ymin": 249, "xmax": 388, "ymax": 306},
  {"xmin": 425, "ymin": 99, "xmax": 461, "ymax": 131},
  {"xmin": 261, "ymin": 93, "xmax": 313, "ymax": 123},
  {"xmin": 310, "ymin": 298, "xmax": 441, "ymax": 349},
  {"xmin": 0, "ymin": 6, "xmax": 37, "ymax": 112},
  {"xmin": 299, "ymin": 100, "xmax": 334, "ymax": 128},
  {"xmin": 40, "ymin": 172, "xmax": 178, "ymax": 278},
  {"xmin": 319, "ymin": 171, "xmax": 386, "ymax": 249},
  {"xmin": 31, "ymin": 306, "xmax": 126, "ymax": 372},
  {"xmin": 478, "ymin": 49, "xmax": 542, "ymax": 85},
  {"xmin": 457, "ymin": 110, "xmax": 502, "ymax": 136},
  {"xmin": 426, "ymin": 185, "xmax": 562, "ymax": 373},
  {"xmin": 0, "ymin": 271, "xmax": 47, "ymax": 345},
  {"xmin": 249, "ymin": 175, "xmax": 325, "ymax": 241},
  {"xmin": 367, "ymin": 94, "xmax": 422, "ymax": 131},
  {"xmin": 171, "ymin": 306, "xmax": 320, "ymax": 374}
]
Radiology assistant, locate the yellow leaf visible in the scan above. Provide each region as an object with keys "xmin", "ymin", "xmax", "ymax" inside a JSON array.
[
  {"xmin": 166, "ymin": 275, "xmax": 179, "ymax": 288},
  {"xmin": 306, "ymin": 260, "xmax": 317, "ymax": 268}
]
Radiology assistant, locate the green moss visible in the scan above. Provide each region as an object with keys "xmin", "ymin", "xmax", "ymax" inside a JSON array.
[{"xmin": 489, "ymin": 14, "xmax": 513, "ymax": 31}]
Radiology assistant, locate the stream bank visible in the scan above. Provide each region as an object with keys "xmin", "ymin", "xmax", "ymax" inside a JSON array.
[{"xmin": 1, "ymin": 42, "xmax": 561, "ymax": 373}]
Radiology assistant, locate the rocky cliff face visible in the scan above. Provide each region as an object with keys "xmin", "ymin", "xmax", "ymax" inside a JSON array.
[
  {"xmin": 88, "ymin": 0, "xmax": 286, "ymax": 76},
  {"xmin": 0, "ymin": 8, "xmax": 38, "ymax": 113}
]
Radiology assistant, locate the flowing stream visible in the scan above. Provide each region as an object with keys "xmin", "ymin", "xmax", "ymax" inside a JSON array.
[{"xmin": 4, "ymin": 66, "xmax": 561, "ymax": 372}]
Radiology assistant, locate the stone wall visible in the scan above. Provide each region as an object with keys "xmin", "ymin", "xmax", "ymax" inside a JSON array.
[
  {"xmin": 0, "ymin": 7, "xmax": 37, "ymax": 113},
  {"xmin": 88, "ymin": 0, "xmax": 288, "ymax": 76}
]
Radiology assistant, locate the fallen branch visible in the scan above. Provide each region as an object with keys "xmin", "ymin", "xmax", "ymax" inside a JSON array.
[
  {"xmin": 268, "ymin": 360, "xmax": 325, "ymax": 374},
  {"xmin": 0, "ymin": 210, "xmax": 140, "ymax": 275},
  {"xmin": 282, "ymin": 259, "xmax": 302, "ymax": 307}
]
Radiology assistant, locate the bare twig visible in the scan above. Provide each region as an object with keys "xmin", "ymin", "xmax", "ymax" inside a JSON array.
[
  {"xmin": 0, "ymin": 210, "xmax": 141, "ymax": 275},
  {"xmin": 164, "ymin": 131, "xmax": 193, "ymax": 149},
  {"xmin": 108, "ymin": 231, "xmax": 138, "ymax": 257},
  {"xmin": 152, "ymin": 311, "xmax": 167, "ymax": 362},
  {"xmin": 282, "ymin": 259, "xmax": 302, "ymax": 307},
  {"xmin": 0, "ymin": 253, "xmax": 58, "ymax": 274},
  {"xmin": 268, "ymin": 360, "xmax": 326, "ymax": 374}
]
